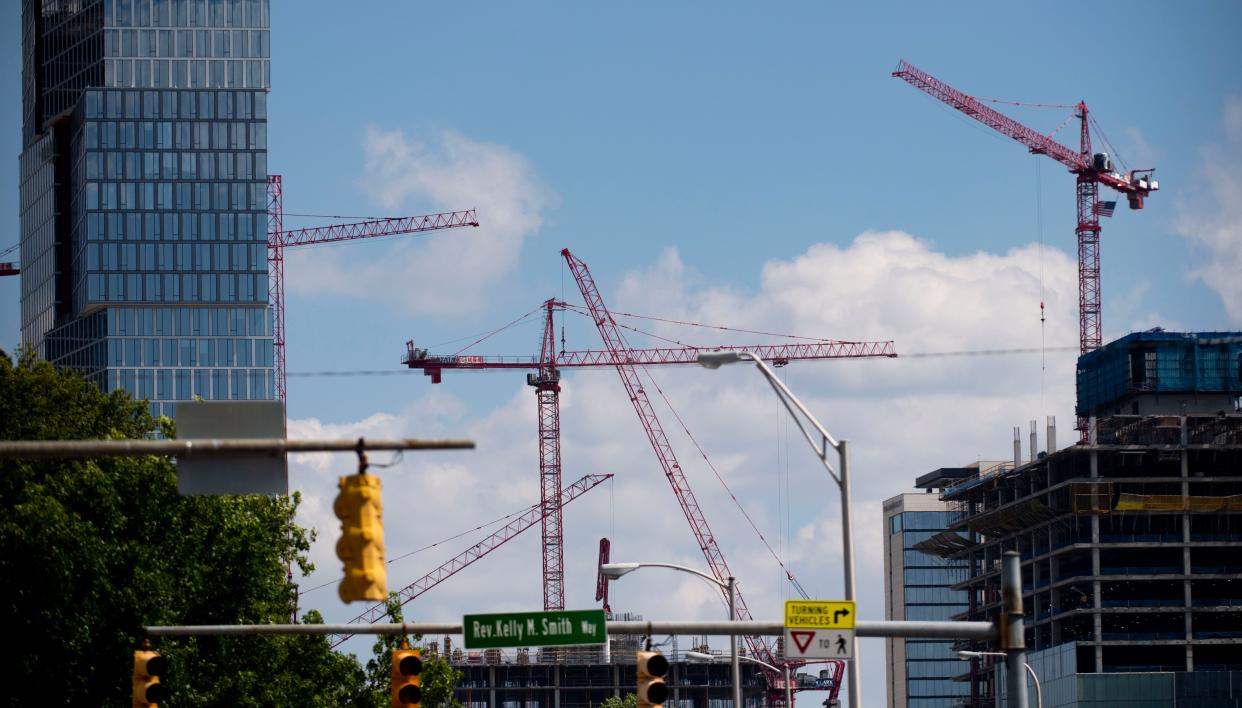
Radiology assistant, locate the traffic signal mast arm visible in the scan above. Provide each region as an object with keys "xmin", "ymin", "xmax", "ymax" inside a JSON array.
[{"xmin": 328, "ymin": 473, "xmax": 612, "ymax": 648}]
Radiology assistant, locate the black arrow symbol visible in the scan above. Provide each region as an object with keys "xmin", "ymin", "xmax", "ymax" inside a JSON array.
[{"xmin": 834, "ymin": 608, "xmax": 850, "ymax": 624}]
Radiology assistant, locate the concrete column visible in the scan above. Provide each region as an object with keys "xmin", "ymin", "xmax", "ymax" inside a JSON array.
[
  {"xmin": 552, "ymin": 663, "xmax": 560, "ymax": 708},
  {"xmin": 1090, "ymin": 448, "xmax": 1103, "ymax": 672},
  {"xmin": 488, "ymin": 664, "xmax": 496, "ymax": 708},
  {"xmin": 1183, "ymin": 446, "xmax": 1194, "ymax": 671}
]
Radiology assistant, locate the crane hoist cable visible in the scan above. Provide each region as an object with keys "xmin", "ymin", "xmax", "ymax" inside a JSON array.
[{"xmin": 638, "ymin": 363, "xmax": 811, "ymax": 600}]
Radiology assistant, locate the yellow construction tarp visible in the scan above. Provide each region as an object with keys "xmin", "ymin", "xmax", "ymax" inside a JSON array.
[{"xmin": 1114, "ymin": 493, "xmax": 1242, "ymax": 512}]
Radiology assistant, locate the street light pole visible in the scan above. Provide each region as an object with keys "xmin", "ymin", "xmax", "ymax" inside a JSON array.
[
  {"xmin": 600, "ymin": 562, "xmax": 742, "ymax": 706},
  {"xmin": 728, "ymin": 575, "xmax": 741, "ymax": 708},
  {"xmin": 697, "ymin": 350, "xmax": 860, "ymax": 708},
  {"xmin": 687, "ymin": 651, "xmax": 791, "ymax": 708}
]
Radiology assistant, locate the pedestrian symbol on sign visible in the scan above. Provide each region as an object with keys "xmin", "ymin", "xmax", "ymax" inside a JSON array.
[{"xmin": 836, "ymin": 635, "xmax": 847, "ymax": 655}]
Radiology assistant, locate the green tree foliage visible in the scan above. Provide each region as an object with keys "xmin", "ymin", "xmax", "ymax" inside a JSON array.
[
  {"xmin": 365, "ymin": 595, "xmax": 464, "ymax": 708},
  {"xmin": 600, "ymin": 694, "xmax": 639, "ymax": 708},
  {"xmin": 0, "ymin": 351, "xmax": 372, "ymax": 706}
]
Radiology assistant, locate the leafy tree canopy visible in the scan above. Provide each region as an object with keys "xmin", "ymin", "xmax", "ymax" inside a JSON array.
[
  {"xmin": 0, "ymin": 350, "xmax": 396, "ymax": 706},
  {"xmin": 600, "ymin": 694, "xmax": 639, "ymax": 708}
]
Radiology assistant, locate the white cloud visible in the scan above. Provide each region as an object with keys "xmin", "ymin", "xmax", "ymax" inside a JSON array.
[
  {"xmin": 284, "ymin": 127, "xmax": 552, "ymax": 316},
  {"xmin": 288, "ymin": 231, "xmax": 1083, "ymax": 703},
  {"xmin": 1177, "ymin": 97, "xmax": 1242, "ymax": 326}
]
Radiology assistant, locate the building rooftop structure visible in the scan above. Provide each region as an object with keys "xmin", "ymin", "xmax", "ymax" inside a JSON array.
[{"xmin": 1077, "ymin": 329, "xmax": 1242, "ymax": 418}]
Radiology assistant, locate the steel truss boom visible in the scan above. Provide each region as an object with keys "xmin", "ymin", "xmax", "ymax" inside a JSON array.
[
  {"xmin": 329, "ymin": 473, "xmax": 612, "ymax": 648},
  {"xmin": 405, "ymin": 339, "xmax": 896, "ymax": 379},
  {"xmin": 560, "ymin": 248, "xmax": 776, "ymax": 666},
  {"xmin": 892, "ymin": 59, "xmax": 1159, "ymax": 357},
  {"xmin": 266, "ymin": 174, "xmax": 478, "ymax": 415}
]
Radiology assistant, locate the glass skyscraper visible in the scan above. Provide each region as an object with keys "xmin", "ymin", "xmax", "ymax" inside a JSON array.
[
  {"xmin": 883, "ymin": 468, "xmax": 982, "ymax": 708},
  {"xmin": 20, "ymin": 0, "xmax": 274, "ymax": 420}
]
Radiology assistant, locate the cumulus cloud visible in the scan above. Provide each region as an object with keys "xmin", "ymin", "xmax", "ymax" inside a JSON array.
[
  {"xmin": 1177, "ymin": 97, "xmax": 1242, "ymax": 325},
  {"xmin": 284, "ymin": 127, "xmax": 552, "ymax": 316},
  {"xmin": 289, "ymin": 232, "xmax": 1083, "ymax": 702}
]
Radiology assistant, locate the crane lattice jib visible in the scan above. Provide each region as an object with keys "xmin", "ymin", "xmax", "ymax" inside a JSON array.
[
  {"xmin": 328, "ymin": 473, "xmax": 612, "ymax": 648},
  {"xmin": 560, "ymin": 248, "xmax": 775, "ymax": 667},
  {"xmin": 276, "ymin": 209, "xmax": 479, "ymax": 248},
  {"xmin": 892, "ymin": 59, "xmax": 1150, "ymax": 198},
  {"xmin": 404, "ymin": 341, "xmax": 897, "ymax": 373},
  {"xmin": 893, "ymin": 60, "xmax": 1089, "ymax": 172},
  {"xmin": 265, "ymin": 173, "xmax": 477, "ymax": 414}
]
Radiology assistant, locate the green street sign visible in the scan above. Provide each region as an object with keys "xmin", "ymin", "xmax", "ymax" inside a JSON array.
[{"xmin": 463, "ymin": 609, "xmax": 608, "ymax": 649}]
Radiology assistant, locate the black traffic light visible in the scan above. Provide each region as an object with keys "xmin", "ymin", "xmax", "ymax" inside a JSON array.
[
  {"xmin": 636, "ymin": 650, "xmax": 669, "ymax": 707},
  {"xmin": 392, "ymin": 645, "xmax": 422, "ymax": 707},
  {"xmin": 334, "ymin": 472, "xmax": 387, "ymax": 603},
  {"xmin": 132, "ymin": 649, "xmax": 168, "ymax": 707}
]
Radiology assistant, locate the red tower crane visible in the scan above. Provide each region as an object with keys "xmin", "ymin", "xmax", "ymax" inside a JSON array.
[
  {"xmin": 405, "ymin": 251, "xmax": 896, "ymax": 702},
  {"xmin": 892, "ymin": 60, "xmax": 1159, "ymax": 355},
  {"xmin": 405, "ymin": 298, "xmax": 894, "ymax": 614},
  {"xmin": 266, "ymin": 174, "xmax": 478, "ymax": 411}
]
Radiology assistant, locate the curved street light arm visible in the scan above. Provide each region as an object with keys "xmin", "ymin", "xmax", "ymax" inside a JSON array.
[
  {"xmin": 735, "ymin": 351, "xmax": 842, "ymax": 484},
  {"xmin": 619, "ymin": 562, "xmax": 727, "ymax": 591}
]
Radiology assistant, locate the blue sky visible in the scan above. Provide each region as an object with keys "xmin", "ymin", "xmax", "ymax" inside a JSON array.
[{"xmin": 3, "ymin": 2, "xmax": 1241, "ymax": 703}]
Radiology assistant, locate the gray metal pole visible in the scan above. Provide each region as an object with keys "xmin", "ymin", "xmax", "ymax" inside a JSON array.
[
  {"xmin": 1002, "ymin": 551, "xmax": 1028, "ymax": 708},
  {"xmin": 839, "ymin": 439, "xmax": 861, "ymax": 708},
  {"xmin": 0, "ymin": 437, "xmax": 475, "ymax": 459},
  {"xmin": 729, "ymin": 576, "xmax": 741, "ymax": 708},
  {"xmin": 784, "ymin": 665, "xmax": 792, "ymax": 708}
]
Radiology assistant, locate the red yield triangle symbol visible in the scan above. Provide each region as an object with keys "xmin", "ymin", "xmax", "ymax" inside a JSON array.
[{"xmin": 790, "ymin": 631, "xmax": 815, "ymax": 653}]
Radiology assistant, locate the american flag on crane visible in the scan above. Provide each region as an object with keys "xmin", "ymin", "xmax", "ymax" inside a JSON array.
[{"xmin": 1093, "ymin": 201, "xmax": 1117, "ymax": 218}]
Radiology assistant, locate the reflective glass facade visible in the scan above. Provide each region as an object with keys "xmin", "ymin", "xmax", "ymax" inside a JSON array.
[
  {"xmin": 884, "ymin": 496, "xmax": 972, "ymax": 708},
  {"xmin": 20, "ymin": 0, "xmax": 273, "ymax": 420}
]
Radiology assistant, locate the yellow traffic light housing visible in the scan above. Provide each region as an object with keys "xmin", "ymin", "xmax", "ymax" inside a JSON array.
[
  {"xmin": 132, "ymin": 649, "xmax": 168, "ymax": 707},
  {"xmin": 335, "ymin": 471, "xmax": 387, "ymax": 603},
  {"xmin": 636, "ymin": 650, "xmax": 669, "ymax": 707},
  {"xmin": 391, "ymin": 643, "xmax": 423, "ymax": 707}
]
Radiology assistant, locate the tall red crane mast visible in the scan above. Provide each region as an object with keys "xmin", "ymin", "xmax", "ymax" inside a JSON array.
[
  {"xmin": 892, "ymin": 59, "xmax": 1159, "ymax": 355},
  {"xmin": 265, "ymin": 174, "xmax": 478, "ymax": 411}
]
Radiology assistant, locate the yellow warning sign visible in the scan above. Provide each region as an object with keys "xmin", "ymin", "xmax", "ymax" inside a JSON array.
[{"xmin": 784, "ymin": 600, "xmax": 856, "ymax": 629}]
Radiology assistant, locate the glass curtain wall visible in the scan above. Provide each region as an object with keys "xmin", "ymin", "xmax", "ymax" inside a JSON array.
[{"xmin": 22, "ymin": 0, "xmax": 274, "ymax": 420}]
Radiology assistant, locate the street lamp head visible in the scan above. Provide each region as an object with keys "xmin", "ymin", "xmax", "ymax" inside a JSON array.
[
  {"xmin": 696, "ymin": 351, "xmax": 745, "ymax": 369},
  {"xmin": 599, "ymin": 562, "xmax": 641, "ymax": 579},
  {"xmin": 958, "ymin": 650, "xmax": 1006, "ymax": 660},
  {"xmin": 685, "ymin": 651, "xmax": 716, "ymax": 663}
]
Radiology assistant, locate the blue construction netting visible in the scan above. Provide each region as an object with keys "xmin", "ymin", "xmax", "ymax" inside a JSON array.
[{"xmin": 1076, "ymin": 331, "xmax": 1242, "ymax": 416}]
